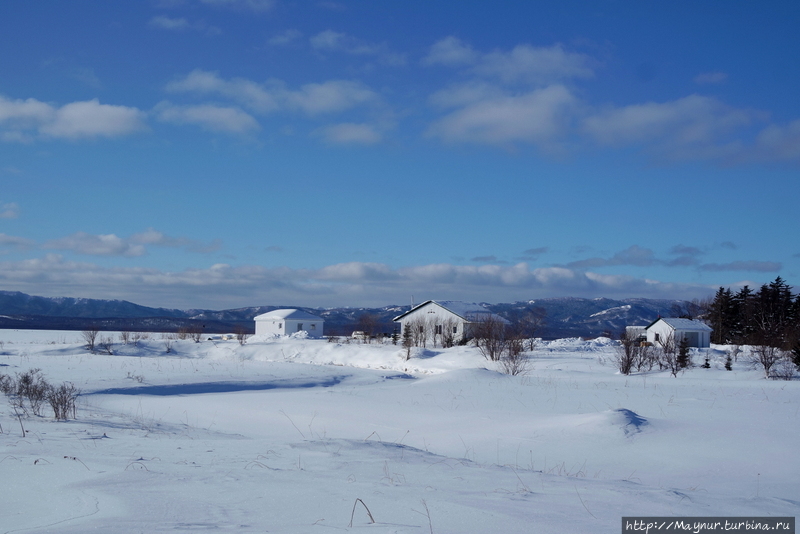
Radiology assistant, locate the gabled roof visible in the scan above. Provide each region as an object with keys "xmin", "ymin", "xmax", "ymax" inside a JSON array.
[
  {"xmin": 254, "ymin": 309, "xmax": 323, "ymax": 321},
  {"xmin": 646, "ymin": 317, "xmax": 711, "ymax": 331},
  {"xmin": 392, "ymin": 300, "xmax": 509, "ymax": 324}
]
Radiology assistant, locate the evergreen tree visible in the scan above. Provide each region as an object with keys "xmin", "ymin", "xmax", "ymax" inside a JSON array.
[{"xmin": 677, "ymin": 336, "xmax": 691, "ymax": 369}]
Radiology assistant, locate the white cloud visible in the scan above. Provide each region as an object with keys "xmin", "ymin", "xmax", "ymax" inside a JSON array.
[
  {"xmin": 422, "ymin": 36, "xmax": 476, "ymax": 66},
  {"xmin": 423, "ymin": 38, "xmax": 594, "ymax": 85},
  {"xmin": 475, "ymin": 44, "xmax": 594, "ymax": 85},
  {"xmin": 285, "ymin": 80, "xmax": 378, "ymax": 115},
  {"xmin": 0, "ymin": 257, "xmax": 717, "ymax": 308},
  {"xmin": 0, "ymin": 95, "xmax": 55, "ymax": 129},
  {"xmin": 149, "ymin": 15, "xmax": 192, "ymax": 30},
  {"xmin": 157, "ymin": 102, "xmax": 260, "ymax": 133},
  {"xmin": 583, "ymin": 95, "xmax": 753, "ymax": 147},
  {"xmin": 148, "ymin": 15, "xmax": 221, "ymax": 35},
  {"xmin": 0, "ymin": 96, "xmax": 146, "ymax": 141},
  {"xmin": 752, "ymin": 119, "xmax": 800, "ymax": 162},
  {"xmin": 269, "ymin": 29, "xmax": 302, "ymax": 45},
  {"xmin": 44, "ymin": 232, "xmax": 147, "ymax": 257},
  {"xmin": 199, "ymin": 0, "xmax": 275, "ymax": 12},
  {"xmin": 41, "ymin": 229, "xmax": 221, "ymax": 257},
  {"xmin": 0, "ymin": 202, "xmax": 20, "ymax": 219},
  {"xmin": 40, "ymin": 99, "xmax": 147, "ymax": 139},
  {"xmin": 165, "ymin": 70, "xmax": 280, "ymax": 113},
  {"xmin": 0, "ymin": 232, "xmax": 34, "ymax": 249},
  {"xmin": 694, "ymin": 71, "xmax": 728, "ymax": 85},
  {"xmin": 315, "ymin": 123, "xmax": 382, "ymax": 144},
  {"xmin": 309, "ymin": 30, "xmax": 406, "ymax": 65},
  {"xmin": 165, "ymin": 71, "xmax": 380, "ymax": 116},
  {"xmin": 426, "ymin": 84, "xmax": 579, "ymax": 149}
]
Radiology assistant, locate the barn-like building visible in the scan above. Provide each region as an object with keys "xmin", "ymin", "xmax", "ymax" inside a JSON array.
[{"xmin": 254, "ymin": 309, "xmax": 324, "ymax": 338}]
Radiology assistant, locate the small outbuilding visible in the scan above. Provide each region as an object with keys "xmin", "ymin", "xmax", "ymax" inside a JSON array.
[
  {"xmin": 254, "ymin": 309, "xmax": 324, "ymax": 338},
  {"xmin": 393, "ymin": 300, "xmax": 509, "ymax": 346},
  {"xmin": 645, "ymin": 317, "xmax": 712, "ymax": 348}
]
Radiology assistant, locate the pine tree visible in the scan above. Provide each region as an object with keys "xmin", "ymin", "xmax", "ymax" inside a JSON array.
[
  {"xmin": 401, "ymin": 324, "xmax": 413, "ymax": 360},
  {"xmin": 677, "ymin": 336, "xmax": 690, "ymax": 369}
]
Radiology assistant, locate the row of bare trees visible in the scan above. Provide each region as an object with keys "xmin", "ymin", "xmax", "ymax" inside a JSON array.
[
  {"xmin": 615, "ymin": 330, "xmax": 691, "ymax": 377},
  {"xmin": 616, "ymin": 329, "xmax": 796, "ymax": 379}
]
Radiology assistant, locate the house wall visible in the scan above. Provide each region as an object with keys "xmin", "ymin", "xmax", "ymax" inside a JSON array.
[
  {"xmin": 255, "ymin": 318, "xmax": 323, "ymax": 338},
  {"xmin": 286, "ymin": 319, "xmax": 323, "ymax": 338},
  {"xmin": 255, "ymin": 319, "xmax": 285, "ymax": 336},
  {"xmin": 398, "ymin": 303, "xmax": 467, "ymax": 345},
  {"xmin": 646, "ymin": 320, "xmax": 711, "ymax": 348}
]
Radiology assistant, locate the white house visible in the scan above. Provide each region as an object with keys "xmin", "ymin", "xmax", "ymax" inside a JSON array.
[
  {"xmin": 392, "ymin": 300, "xmax": 509, "ymax": 345},
  {"xmin": 253, "ymin": 309, "xmax": 324, "ymax": 338},
  {"xmin": 645, "ymin": 317, "xmax": 712, "ymax": 348}
]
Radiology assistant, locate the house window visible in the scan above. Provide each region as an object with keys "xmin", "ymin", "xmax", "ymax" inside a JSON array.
[
  {"xmin": 298, "ymin": 323, "xmax": 303, "ymax": 331},
  {"xmin": 453, "ymin": 326, "xmax": 458, "ymax": 334},
  {"xmin": 654, "ymin": 333, "xmax": 660, "ymax": 342},
  {"xmin": 310, "ymin": 323, "xmax": 316, "ymax": 330},
  {"xmin": 278, "ymin": 323, "xmax": 282, "ymax": 329},
  {"xmin": 419, "ymin": 325, "xmax": 424, "ymax": 333},
  {"xmin": 435, "ymin": 325, "xmax": 442, "ymax": 335}
]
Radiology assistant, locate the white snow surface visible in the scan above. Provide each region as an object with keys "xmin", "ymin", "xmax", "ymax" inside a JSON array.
[{"xmin": 0, "ymin": 330, "xmax": 797, "ymax": 533}]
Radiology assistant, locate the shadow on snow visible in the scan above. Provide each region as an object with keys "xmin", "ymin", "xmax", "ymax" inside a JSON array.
[{"xmin": 88, "ymin": 376, "xmax": 349, "ymax": 396}]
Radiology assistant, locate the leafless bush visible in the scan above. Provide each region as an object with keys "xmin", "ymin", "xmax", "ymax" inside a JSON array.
[
  {"xmin": 82, "ymin": 328, "xmax": 99, "ymax": 352},
  {"xmin": 177, "ymin": 327, "xmax": 190, "ymax": 340},
  {"xmin": 120, "ymin": 330, "xmax": 131, "ymax": 345},
  {"xmin": 164, "ymin": 339, "xmax": 173, "ymax": 353},
  {"xmin": 98, "ymin": 336, "xmax": 114, "ymax": 355},
  {"xmin": 406, "ymin": 317, "xmax": 428, "ymax": 348},
  {"xmin": 615, "ymin": 331, "xmax": 637, "ymax": 375},
  {"xmin": 770, "ymin": 355, "xmax": 796, "ymax": 381},
  {"xmin": 0, "ymin": 373, "xmax": 14, "ymax": 395},
  {"xmin": 749, "ymin": 344, "xmax": 782, "ymax": 378},
  {"xmin": 472, "ymin": 315, "xmax": 507, "ymax": 361},
  {"xmin": 189, "ymin": 325, "xmax": 204, "ymax": 343},
  {"xmin": 440, "ymin": 317, "xmax": 458, "ymax": 348},
  {"xmin": 235, "ymin": 326, "xmax": 250, "ymax": 345},
  {"xmin": 16, "ymin": 369, "xmax": 49, "ymax": 416},
  {"xmin": 499, "ymin": 347, "xmax": 529, "ymax": 376},
  {"xmin": 48, "ymin": 382, "xmax": 80, "ymax": 420},
  {"xmin": 656, "ymin": 334, "xmax": 681, "ymax": 377}
]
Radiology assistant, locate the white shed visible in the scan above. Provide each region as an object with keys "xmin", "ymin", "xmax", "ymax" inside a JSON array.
[
  {"xmin": 392, "ymin": 300, "xmax": 509, "ymax": 346},
  {"xmin": 646, "ymin": 317, "xmax": 712, "ymax": 348},
  {"xmin": 254, "ymin": 309, "xmax": 324, "ymax": 338}
]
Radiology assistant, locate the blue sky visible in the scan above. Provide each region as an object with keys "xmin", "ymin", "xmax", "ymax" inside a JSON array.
[{"xmin": 1, "ymin": 0, "xmax": 799, "ymax": 309}]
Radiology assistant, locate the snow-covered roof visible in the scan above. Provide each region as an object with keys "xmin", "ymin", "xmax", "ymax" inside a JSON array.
[
  {"xmin": 393, "ymin": 300, "xmax": 509, "ymax": 324},
  {"xmin": 254, "ymin": 309, "xmax": 323, "ymax": 321},
  {"xmin": 647, "ymin": 317, "xmax": 711, "ymax": 331}
]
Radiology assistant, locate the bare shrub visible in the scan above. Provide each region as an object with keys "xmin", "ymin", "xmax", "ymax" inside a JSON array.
[
  {"xmin": 120, "ymin": 330, "xmax": 131, "ymax": 345},
  {"xmin": 48, "ymin": 382, "xmax": 80, "ymax": 420},
  {"xmin": 440, "ymin": 317, "xmax": 459, "ymax": 348},
  {"xmin": 0, "ymin": 373, "xmax": 15, "ymax": 395},
  {"xmin": 189, "ymin": 325, "xmax": 204, "ymax": 343},
  {"xmin": 82, "ymin": 328, "xmax": 99, "ymax": 352},
  {"xmin": 16, "ymin": 369, "xmax": 50, "ymax": 416},
  {"xmin": 472, "ymin": 315, "xmax": 507, "ymax": 362},
  {"xmin": 770, "ymin": 355, "xmax": 795, "ymax": 381},
  {"xmin": 615, "ymin": 331, "xmax": 637, "ymax": 375},
  {"xmin": 98, "ymin": 336, "xmax": 114, "ymax": 355},
  {"xmin": 499, "ymin": 347, "xmax": 529, "ymax": 376},
  {"xmin": 164, "ymin": 339, "xmax": 173, "ymax": 353},
  {"xmin": 235, "ymin": 326, "xmax": 250, "ymax": 345},
  {"xmin": 749, "ymin": 344, "xmax": 782, "ymax": 378},
  {"xmin": 177, "ymin": 327, "xmax": 190, "ymax": 340},
  {"xmin": 656, "ymin": 334, "xmax": 681, "ymax": 377}
]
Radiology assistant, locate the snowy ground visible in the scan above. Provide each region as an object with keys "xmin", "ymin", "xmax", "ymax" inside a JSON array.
[{"xmin": 0, "ymin": 330, "xmax": 797, "ymax": 533}]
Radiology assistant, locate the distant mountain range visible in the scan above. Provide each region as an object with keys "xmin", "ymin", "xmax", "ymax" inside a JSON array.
[{"xmin": 0, "ymin": 290, "xmax": 697, "ymax": 339}]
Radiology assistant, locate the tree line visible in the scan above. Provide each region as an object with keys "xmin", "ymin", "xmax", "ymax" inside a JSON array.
[{"xmin": 706, "ymin": 276, "xmax": 800, "ymax": 351}]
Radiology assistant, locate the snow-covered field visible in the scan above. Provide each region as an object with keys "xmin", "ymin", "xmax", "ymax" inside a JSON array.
[{"xmin": 0, "ymin": 330, "xmax": 797, "ymax": 533}]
